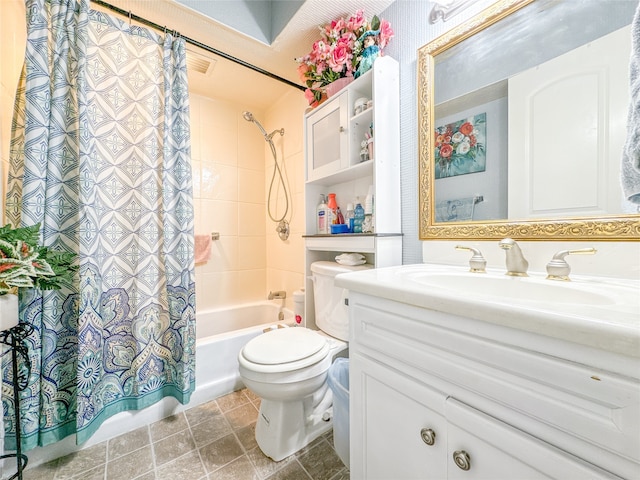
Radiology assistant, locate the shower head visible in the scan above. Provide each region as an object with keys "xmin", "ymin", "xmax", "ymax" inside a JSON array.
[
  {"xmin": 243, "ymin": 110, "xmax": 267, "ymax": 137},
  {"xmin": 243, "ymin": 111, "xmax": 284, "ymax": 141}
]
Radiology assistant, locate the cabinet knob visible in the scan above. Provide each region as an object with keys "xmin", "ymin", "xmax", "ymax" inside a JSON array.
[
  {"xmin": 452, "ymin": 450, "xmax": 471, "ymax": 471},
  {"xmin": 339, "ymin": 126, "xmax": 345, "ymax": 133},
  {"xmin": 420, "ymin": 428, "xmax": 436, "ymax": 446}
]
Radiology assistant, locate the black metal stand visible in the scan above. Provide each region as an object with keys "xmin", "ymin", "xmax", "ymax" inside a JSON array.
[{"xmin": 0, "ymin": 324, "xmax": 33, "ymax": 480}]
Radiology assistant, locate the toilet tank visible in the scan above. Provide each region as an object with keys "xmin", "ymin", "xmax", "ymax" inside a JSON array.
[{"xmin": 310, "ymin": 261, "xmax": 373, "ymax": 341}]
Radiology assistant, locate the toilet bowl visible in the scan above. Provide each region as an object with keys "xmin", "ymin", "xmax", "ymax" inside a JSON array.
[{"xmin": 237, "ymin": 261, "xmax": 372, "ymax": 461}]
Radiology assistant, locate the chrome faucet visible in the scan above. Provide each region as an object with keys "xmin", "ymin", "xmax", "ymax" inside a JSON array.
[
  {"xmin": 546, "ymin": 248, "xmax": 596, "ymax": 281},
  {"xmin": 455, "ymin": 245, "xmax": 487, "ymax": 273},
  {"xmin": 268, "ymin": 290, "xmax": 286, "ymax": 300},
  {"xmin": 498, "ymin": 238, "xmax": 529, "ymax": 277}
]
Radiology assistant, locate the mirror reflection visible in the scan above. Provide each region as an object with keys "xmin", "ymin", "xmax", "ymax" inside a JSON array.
[{"xmin": 431, "ymin": 0, "xmax": 638, "ymax": 224}]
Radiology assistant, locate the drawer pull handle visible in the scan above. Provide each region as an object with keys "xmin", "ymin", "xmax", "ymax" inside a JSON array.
[
  {"xmin": 453, "ymin": 450, "xmax": 471, "ymax": 471},
  {"xmin": 420, "ymin": 428, "xmax": 436, "ymax": 446}
]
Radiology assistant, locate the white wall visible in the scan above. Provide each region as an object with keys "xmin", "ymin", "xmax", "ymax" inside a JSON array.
[{"xmin": 380, "ymin": 0, "xmax": 639, "ymax": 279}]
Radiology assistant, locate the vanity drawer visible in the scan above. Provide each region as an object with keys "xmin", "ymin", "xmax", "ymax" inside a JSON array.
[{"xmin": 348, "ymin": 293, "xmax": 640, "ymax": 478}]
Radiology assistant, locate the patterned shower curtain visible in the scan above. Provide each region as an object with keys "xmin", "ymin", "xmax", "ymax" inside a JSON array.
[{"xmin": 3, "ymin": 0, "xmax": 195, "ymax": 449}]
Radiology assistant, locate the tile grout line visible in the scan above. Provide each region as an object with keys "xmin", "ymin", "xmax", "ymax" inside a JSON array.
[
  {"xmin": 208, "ymin": 397, "xmax": 255, "ymax": 478},
  {"xmin": 293, "ymin": 457, "xmax": 314, "ymax": 480},
  {"xmin": 184, "ymin": 401, "xmax": 209, "ymax": 479},
  {"xmin": 147, "ymin": 422, "xmax": 159, "ymax": 480}
]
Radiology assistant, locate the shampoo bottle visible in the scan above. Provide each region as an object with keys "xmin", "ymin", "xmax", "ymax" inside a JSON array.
[
  {"xmin": 327, "ymin": 193, "xmax": 338, "ymax": 225},
  {"xmin": 316, "ymin": 194, "xmax": 329, "ymax": 234}
]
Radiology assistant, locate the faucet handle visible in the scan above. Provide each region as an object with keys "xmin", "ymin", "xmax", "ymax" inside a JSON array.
[
  {"xmin": 546, "ymin": 248, "xmax": 597, "ymax": 281},
  {"xmin": 455, "ymin": 245, "xmax": 487, "ymax": 273}
]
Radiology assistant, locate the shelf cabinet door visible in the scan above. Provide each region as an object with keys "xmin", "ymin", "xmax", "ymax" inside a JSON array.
[
  {"xmin": 350, "ymin": 353, "xmax": 448, "ymax": 480},
  {"xmin": 306, "ymin": 93, "xmax": 349, "ymax": 181}
]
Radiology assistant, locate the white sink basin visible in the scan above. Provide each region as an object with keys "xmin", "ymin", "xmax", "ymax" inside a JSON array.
[
  {"xmin": 335, "ymin": 264, "xmax": 640, "ymax": 357},
  {"xmin": 402, "ymin": 271, "xmax": 617, "ymax": 306}
]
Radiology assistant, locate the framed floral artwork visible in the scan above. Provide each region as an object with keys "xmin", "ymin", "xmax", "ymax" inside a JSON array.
[{"xmin": 434, "ymin": 112, "xmax": 486, "ymax": 178}]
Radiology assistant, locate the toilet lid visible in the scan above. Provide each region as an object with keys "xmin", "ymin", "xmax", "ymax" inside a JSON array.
[{"xmin": 242, "ymin": 328, "xmax": 327, "ymax": 365}]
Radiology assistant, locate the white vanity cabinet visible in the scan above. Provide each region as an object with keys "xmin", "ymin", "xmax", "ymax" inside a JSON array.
[
  {"xmin": 303, "ymin": 56, "xmax": 402, "ymax": 331},
  {"xmin": 347, "ymin": 292, "xmax": 638, "ymax": 480}
]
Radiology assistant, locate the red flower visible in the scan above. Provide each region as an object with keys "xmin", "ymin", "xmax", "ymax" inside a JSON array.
[
  {"xmin": 459, "ymin": 122, "xmax": 473, "ymax": 136},
  {"xmin": 439, "ymin": 144, "xmax": 453, "ymax": 158}
]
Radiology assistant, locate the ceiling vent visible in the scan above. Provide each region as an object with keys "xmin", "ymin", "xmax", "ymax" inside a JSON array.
[{"xmin": 186, "ymin": 50, "xmax": 216, "ymax": 76}]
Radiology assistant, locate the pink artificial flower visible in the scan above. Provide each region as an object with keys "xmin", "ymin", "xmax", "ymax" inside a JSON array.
[
  {"xmin": 297, "ymin": 63, "xmax": 310, "ymax": 83},
  {"xmin": 330, "ymin": 42, "xmax": 350, "ymax": 72},
  {"xmin": 378, "ymin": 19, "xmax": 394, "ymax": 50},
  {"xmin": 333, "ymin": 18, "xmax": 346, "ymax": 34},
  {"xmin": 296, "ymin": 10, "xmax": 393, "ymax": 108},
  {"xmin": 304, "ymin": 88, "xmax": 316, "ymax": 105},
  {"xmin": 347, "ymin": 9, "xmax": 365, "ymax": 32}
]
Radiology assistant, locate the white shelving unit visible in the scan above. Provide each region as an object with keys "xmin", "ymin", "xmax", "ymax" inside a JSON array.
[{"xmin": 303, "ymin": 56, "xmax": 402, "ymax": 330}]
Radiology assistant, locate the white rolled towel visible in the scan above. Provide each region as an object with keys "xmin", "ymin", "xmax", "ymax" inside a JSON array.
[{"xmin": 335, "ymin": 253, "xmax": 366, "ymax": 266}]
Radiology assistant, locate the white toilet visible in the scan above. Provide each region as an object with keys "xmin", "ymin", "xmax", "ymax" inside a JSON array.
[{"xmin": 238, "ymin": 260, "xmax": 372, "ymax": 461}]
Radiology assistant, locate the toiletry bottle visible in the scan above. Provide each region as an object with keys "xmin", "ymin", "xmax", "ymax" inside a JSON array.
[
  {"xmin": 327, "ymin": 193, "xmax": 338, "ymax": 225},
  {"xmin": 363, "ymin": 185, "xmax": 374, "ymax": 233},
  {"xmin": 336, "ymin": 206, "xmax": 345, "ymax": 224},
  {"xmin": 345, "ymin": 203, "xmax": 355, "ymax": 232},
  {"xmin": 316, "ymin": 194, "xmax": 328, "ymax": 234},
  {"xmin": 353, "ymin": 198, "xmax": 365, "ymax": 233}
]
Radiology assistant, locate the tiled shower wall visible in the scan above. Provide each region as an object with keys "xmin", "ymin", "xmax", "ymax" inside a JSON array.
[
  {"xmin": 191, "ymin": 91, "xmax": 307, "ymax": 313},
  {"xmin": 263, "ymin": 91, "xmax": 309, "ymax": 311},
  {"xmin": 190, "ymin": 96, "xmax": 268, "ymax": 312}
]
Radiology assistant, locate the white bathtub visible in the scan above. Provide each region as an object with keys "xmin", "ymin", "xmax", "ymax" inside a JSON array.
[
  {"xmin": 25, "ymin": 302, "xmax": 292, "ymax": 467},
  {"xmin": 193, "ymin": 302, "xmax": 294, "ymax": 405}
]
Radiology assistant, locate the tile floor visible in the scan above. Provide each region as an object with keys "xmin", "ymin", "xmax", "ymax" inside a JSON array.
[{"xmin": 20, "ymin": 389, "xmax": 349, "ymax": 480}]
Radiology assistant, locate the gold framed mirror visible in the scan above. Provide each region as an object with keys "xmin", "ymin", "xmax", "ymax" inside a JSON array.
[{"xmin": 418, "ymin": 0, "xmax": 640, "ymax": 240}]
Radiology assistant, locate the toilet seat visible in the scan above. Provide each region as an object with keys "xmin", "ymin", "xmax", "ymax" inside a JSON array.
[{"xmin": 239, "ymin": 328, "xmax": 330, "ymax": 374}]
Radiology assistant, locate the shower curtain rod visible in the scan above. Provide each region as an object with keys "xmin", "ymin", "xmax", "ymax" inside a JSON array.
[{"xmin": 91, "ymin": 0, "xmax": 305, "ymax": 92}]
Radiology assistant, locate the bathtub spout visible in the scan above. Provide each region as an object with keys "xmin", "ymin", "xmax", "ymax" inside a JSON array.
[{"xmin": 268, "ymin": 290, "xmax": 286, "ymax": 300}]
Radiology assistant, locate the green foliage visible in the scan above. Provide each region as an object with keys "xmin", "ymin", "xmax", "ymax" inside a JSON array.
[
  {"xmin": 370, "ymin": 15, "xmax": 381, "ymax": 31},
  {"xmin": 0, "ymin": 223, "xmax": 78, "ymax": 295}
]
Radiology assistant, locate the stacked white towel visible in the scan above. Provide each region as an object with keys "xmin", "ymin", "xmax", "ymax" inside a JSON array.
[{"xmin": 335, "ymin": 253, "xmax": 366, "ymax": 266}]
